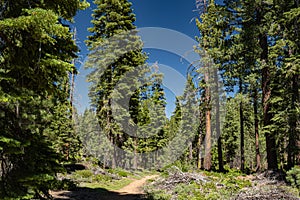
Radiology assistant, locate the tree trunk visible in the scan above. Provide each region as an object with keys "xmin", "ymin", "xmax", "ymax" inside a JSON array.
[
  {"xmin": 260, "ymin": 32, "xmax": 278, "ymax": 170},
  {"xmin": 70, "ymin": 68, "xmax": 75, "ymax": 118},
  {"xmin": 256, "ymin": 7, "xmax": 277, "ymax": 170},
  {"xmin": 133, "ymin": 137, "xmax": 138, "ymax": 170},
  {"xmin": 197, "ymin": 132, "xmax": 203, "ymax": 169},
  {"xmin": 189, "ymin": 141, "xmax": 193, "ymax": 162},
  {"xmin": 214, "ymin": 68, "xmax": 223, "ymax": 172},
  {"xmin": 239, "ymin": 80, "xmax": 245, "ymax": 172},
  {"xmin": 253, "ymin": 88, "xmax": 261, "ymax": 171},
  {"xmin": 70, "ymin": 28, "xmax": 76, "ymax": 120},
  {"xmin": 204, "ymin": 69, "xmax": 212, "ymax": 171},
  {"xmin": 107, "ymin": 97, "xmax": 116, "ymax": 169},
  {"xmin": 287, "ymin": 74, "xmax": 299, "ymax": 169}
]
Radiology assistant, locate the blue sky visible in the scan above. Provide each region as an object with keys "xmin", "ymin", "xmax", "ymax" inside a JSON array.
[{"xmin": 73, "ymin": 0, "xmax": 201, "ymax": 117}]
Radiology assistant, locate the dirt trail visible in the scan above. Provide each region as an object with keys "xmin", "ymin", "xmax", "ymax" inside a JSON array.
[
  {"xmin": 116, "ymin": 175, "xmax": 158, "ymax": 195},
  {"xmin": 51, "ymin": 175, "xmax": 158, "ymax": 200}
]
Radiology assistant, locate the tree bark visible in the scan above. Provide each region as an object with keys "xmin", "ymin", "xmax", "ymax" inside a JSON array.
[
  {"xmin": 239, "ymin": 80, "xmax": 245, "ymax": 172},
  {"xmin": 287, "ymin": 74, "xmax": 299, "ymax": 169},
  {"xmin": 133, "ymin": 136, "xmax": 138, "ymax": 170},
  {"xmin": 214, "ymin": 68, "xmax": 223, "ymax": 172},
  {"xmin": 256, "ymin": 6, "xmax": 278, "ymax": 170},
  {"xmin": 197, "ymin": 133, "xmax": 203, "ymax": 169},
  {"xmin": 204, "ymin": 69, "xmax": 212, "ymax": 171},
  {"xmin": 189, "ymin": 141, "xmax": 193, "ymax": 162},
  {"xmin": 253, "ymin": 88, "xmax": 261, "ymax": 171},
  {"xmin": 108, "ymin": 97, "xmax": 116, "ymax": 168},
  {"xmin": 260, "ymin": 32, "xmax": 278, "ymax": 170}
]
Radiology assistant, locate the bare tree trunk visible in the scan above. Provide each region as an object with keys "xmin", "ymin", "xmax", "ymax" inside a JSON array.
[{"xmin": 70, "ymin": 68, "xmax": 75, "ymax": 118}]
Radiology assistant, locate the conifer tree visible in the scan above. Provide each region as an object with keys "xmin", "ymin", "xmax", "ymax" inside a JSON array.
[
  {"xmin": 195, "ymin": 0, "xmax": 227, "ymax": 171},
  {"xmin": 86, "ymin": 0, "xmax": 147, "ymax": 168},
  {"xmin": 0, "ymin": 0, "xmax": 87, "ymax": 198},
  {"xmin": 276, "ymin": 0, "xmax": 300, "ymax": 169}
]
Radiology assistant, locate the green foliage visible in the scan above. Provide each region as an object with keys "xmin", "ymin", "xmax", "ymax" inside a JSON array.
[
  {"xmin": 86, "ymin": 0, "xmax": 151, "ymax": 169},
  {"xmin": 81, "ymin": 178, "xmax": 133, "ymax": 191},
  {"xmin": 162, "ymin": 160, "xmax": 192, "ymax": 173},
  {"xmin": 286, "ymin": 166, "xmax": 300, "ymax": 191},
  {"xmin": 146, "ymin": 191, "xmax": 172, "ymax": 200},
  {"xmin": 93, "ymin": 174, "xmax": 112, "ymax": 182},
  {"xmin": 0, "ymin": 0, "xmax": 85, "ymax": 198},
  {"xmin": 73, "ymin": 170, "xmax": 94, "ymax": 179},
  {"xmin": 76, "ymin": 109, "xmax": 110, "ymax": 163},
  {"xmin": 45, "ymin": 102, "xmax": 81, "ymax": 162},
  {"xmin": 107, "ymin": 168, "xmax": 130, "ymax": 177},
  {"xmin": 50, "ymin": 179, "xmax": 78, "ymax": 191},
  {"xmin": 145, "ymin": 170, "xmax": 252, "ymax": 200}
]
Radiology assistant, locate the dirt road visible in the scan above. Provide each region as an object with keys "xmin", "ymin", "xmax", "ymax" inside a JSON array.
[{"xmin": 51, "ymin": 175, "xmax": 158, "ymax": 200}]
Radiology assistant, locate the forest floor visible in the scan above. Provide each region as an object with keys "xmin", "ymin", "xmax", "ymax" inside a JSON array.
[
  {"xmin": 50, "ymin": 166, "xmax": 299, "ymax": 200},
  {"xmin": 144, "ymin": 168, "xmax": 300, "ymax": 200},
  {"xmin": 50, "ymin": 175, "xmax": 158, "ymax": 200}
]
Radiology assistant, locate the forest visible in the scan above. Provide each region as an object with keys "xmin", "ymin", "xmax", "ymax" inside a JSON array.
[{"xmin": 0, "ymin": 0, "xmax": 299, "ymax": 199}]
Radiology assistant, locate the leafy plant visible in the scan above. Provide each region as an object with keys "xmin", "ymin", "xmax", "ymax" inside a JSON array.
[
  {"xmin": 107, "ymin": 168, "xmax": 130, "ymax": 177},
  {"xmin": 93, "ymin": 174, "xmax": 112, "ymax": 182},
  {"xmin": 286, "ymin": 166, "xmax": 300, "ymax": 191},
  {"xmin": 73, "ymin": 170, "xmax": 93, "ymax": 179},
  {"xmin": 51, "ymin": 179, "xmax": 77, "ymax": 190},
  {"xmin": 146, "ymin": 190, "xmax": 172, "ymax": 200}
]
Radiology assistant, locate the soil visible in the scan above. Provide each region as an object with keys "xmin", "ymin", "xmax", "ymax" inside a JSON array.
[{"xmin": 50, "ymin": 175, "xmax": 158, "ymax": 200}]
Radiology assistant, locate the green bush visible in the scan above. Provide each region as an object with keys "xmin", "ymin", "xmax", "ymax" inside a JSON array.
[
  {"xmin": 117, "ymin": 171, "xmax": 128, "ymax": 177},
  {"xmin": 73, "ymin": 169, "xmax": 93, "ymax": 179},
  {"xmin": 93, "ymin": 174, "xmax": 112, "ymax": 182},
  {"xmin": 107, "ymin": 168, "xmax": 129, "ymax": 177},
  {"xmin": 51, "ymin": 179, "xmax": 77, "ymax": 190},
  {"xmin": 286, "ymin": 166, "xmax": 300, "ymax": 190},
  {"xmin": 145, "ymin": 169, "xmax": 252, "ymax": 200},
  {"xmin": 162, "ymin": 161, "xmax": 192, "ymax": 173},
  {"xmin": 146, "ymin": 191, "xmax": 171, "ymax": 200}
]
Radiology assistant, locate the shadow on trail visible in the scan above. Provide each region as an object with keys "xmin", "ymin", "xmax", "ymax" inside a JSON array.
[{"xmin": 53, "ymin": 187, "xmax": 147, "ymax": 200}]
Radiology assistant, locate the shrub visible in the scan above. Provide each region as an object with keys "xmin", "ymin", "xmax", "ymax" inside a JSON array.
[
  {"xmin": 73, "ymin": 169, "xmax": 93, "ymax": 179},
  {"xmin": 107, "ymin": 168, "xmax": 129, "ymax": 177},
  {"xmin": 146, "ymin": 191, "xmax": 171, "ymax": 200},
  {"xmin": 286, "ymin": 166, "xmax": 300, "ymax": 190},
  {"xmin": 51, "ymin": 179, "xmax": 77, "ymax": 190},
  {"xmin": 93, "ymin": 174, "xmax": 112, "ymax": 182}
]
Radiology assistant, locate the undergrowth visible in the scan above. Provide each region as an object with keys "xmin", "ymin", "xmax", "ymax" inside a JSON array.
[
  {"xmin": 57, "ymin": 165, "xmax": 157, "ymax": 192},
  {"xmin": 145, "ymin": 169, "xmax": 252, "ymax": 200}
]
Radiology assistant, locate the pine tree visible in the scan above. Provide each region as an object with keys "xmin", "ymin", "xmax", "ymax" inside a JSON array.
[
  {"xmin": 0, "ymin": 0, "xmax": 87, "ymax": 198},
  {"xmin": 276, "ymin": 0, "xmax": 300, "ymax": 169},
  {"xmin": 195, "ymin": 0, "xmax": 227, "ymax": 171},
  {"xmin": 222, "ymin": 97, "xmax": 239, "ymax": 168},
  {"xmin": 120, "ymin": 64, "xmax": 167, "ymax": 169},
  {"xmin": 193, "ymin": 0, "xmax": 299, "ymax": 172},
  {"xmin": 86, "ymin": 0, "xmax": 147, "ymax": 168},
  {"xmin": 179, "ymin": 75, "xmax": 198, "ymax": 165},
  {"xmin": 256, "ymin": 2, "xmax": 278, "ymax": 170}
]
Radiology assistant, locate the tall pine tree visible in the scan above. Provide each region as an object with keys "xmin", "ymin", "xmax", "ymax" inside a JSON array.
[
  {"xmin": 86, "ymin": 0, "xmax": 147, "ymax": 168},
  {"xmin": 0, "ymin": 0, "xmax": 87, "ymax": 198}
]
